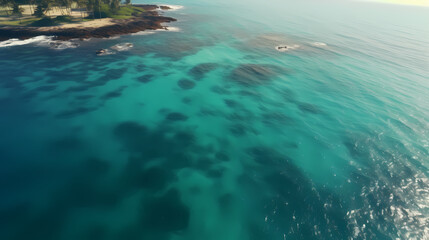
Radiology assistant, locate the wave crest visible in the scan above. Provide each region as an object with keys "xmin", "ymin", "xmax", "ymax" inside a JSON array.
[
  {"xmin": 110, "ymin": 43, "xmax": 134, "ymax": 51},
  {"xmin": 0, "ymin": 35, "xmax": 79, "ymax": 49}
]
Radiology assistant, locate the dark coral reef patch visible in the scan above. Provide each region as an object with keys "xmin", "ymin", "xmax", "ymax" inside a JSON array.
[{"xmin": 230, "ymin": 64, "xmax": 286, "ymax": 85}]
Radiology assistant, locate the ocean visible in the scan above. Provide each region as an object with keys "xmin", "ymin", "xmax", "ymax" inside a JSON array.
[{"xmin": 0, "ymin": 0, "xmax": 428, "ymax": 239}]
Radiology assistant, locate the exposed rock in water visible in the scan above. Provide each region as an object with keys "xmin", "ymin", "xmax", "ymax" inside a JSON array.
[
  {"xmin": 96, "ymin": 49, "xmax": 106, "ymax": 55},
  {"xmin": 276, "ymin": 45, "xmax": 287, "ymax": 50},
  {"xmin": 275, "ymin": 44, "xmax": 300, "ymax": 52},
  {"xmin": 160, "ymin": 5, "xmax": 172, "ymax": 10},
  {"xmin": 96, "ymin": 49, "xmax": 114, "ymax": 56}
]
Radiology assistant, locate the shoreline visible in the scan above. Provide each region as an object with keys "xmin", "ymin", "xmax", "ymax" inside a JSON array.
[{"xmin": 0, "ymin": 5, "xmax": 177, "ymax": 41}]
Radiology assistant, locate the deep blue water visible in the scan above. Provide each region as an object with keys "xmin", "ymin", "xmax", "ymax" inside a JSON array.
[{"xmin": 0, "ymin": 0, "xmax": 428, "ymax": 239}]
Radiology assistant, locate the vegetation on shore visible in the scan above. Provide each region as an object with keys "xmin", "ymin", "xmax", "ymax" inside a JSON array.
[{"xmin": 0, "ymin": 0, "xmax": 144, "ymax": 26}]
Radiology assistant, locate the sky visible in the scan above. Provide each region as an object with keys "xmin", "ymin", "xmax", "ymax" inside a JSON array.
[{"xmin": 368, "ymin": 0, "xmax": 429, "ymax": 6}]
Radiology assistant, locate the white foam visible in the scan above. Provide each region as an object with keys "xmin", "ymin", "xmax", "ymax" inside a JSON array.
[
  {"xmin": 110, "ymin": 43, "xmax": 134, "ymax": 51},
  {"xmin": 131, "ymin": 31, "xmax": 157, "ymax": 36},
  {"xmin": 312, "ymin": 42, "xmax": 328, "ymax": 47},
  {"xmin": 0, "ymin": 35, "xmax": 80, "ymax": 50},
  {"xmin": 0, "ymin": 36, "xmax": 53, "ymax": 48},
  {"xmin": 107, "ymin": 36, "xmax": 121, "ymax": 40},
  {"xmin": 275, "ymin": 44, "xmax": 300, "ymax": 52},
  {"xmin": 158, "ymin": 4, "xmax": 184, "ymax": 11},
  {"xmin": 132, "ymin": 26, "xmax": 181, "ymax": 36},
  {"xmin": 165, "ymin": 26, "xmax": 181, "ymax": 32},
  {"xmin": 48, "ymin": 41, "xmax": 80, "ymax": 50}
]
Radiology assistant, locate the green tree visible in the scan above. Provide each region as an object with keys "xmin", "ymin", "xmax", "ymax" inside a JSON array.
[
  {"xmin": 34, "ymin": 0, "xmax": 52, "ymax": 17},
  {"xmin": 56, "ymin": 0, "xmax": 73, "ymax": 15},
  {"xmin": 109, "ymin": 0, "xmax": 120, "ymax": 13},
  {"xmin": 12, "ymin": 2, "xmax": 22, "ymax": 15},
  {"xmin": 75, "ymin": 0, "xmax": 87, "ymax": 19},
  {"xmin": 0, "ymin": 0, "xmax": 6, "ymax": 15},
  {"xmin": 85, "ymin": 0, "xmax": 98, "ymax": 19}
]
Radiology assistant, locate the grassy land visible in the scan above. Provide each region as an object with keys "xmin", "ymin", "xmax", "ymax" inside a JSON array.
[
  {"xmin": 0, "ymin": 5, "xmax": 144, "ymax": 27},
  {"xmin": 116, "ymin": 5, "xmax": 145, "ymax": 17},
  {"xmin": 0, "ymin": 17, "xmax": 41, "ymax": 26},
  {"xmin": 95, "ymin": 4, "xmax": 145, "ymax": 19}
]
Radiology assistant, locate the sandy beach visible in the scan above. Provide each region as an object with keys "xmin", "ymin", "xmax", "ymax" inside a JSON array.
[{"xmin": 37, "ymin": 18, "xmax": 117, "ymax": 31}]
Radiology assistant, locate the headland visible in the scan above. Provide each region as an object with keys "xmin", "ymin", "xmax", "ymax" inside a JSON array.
[{"xmin": 0, "ymin": 4, "xmax": 177, "ymax": 41}]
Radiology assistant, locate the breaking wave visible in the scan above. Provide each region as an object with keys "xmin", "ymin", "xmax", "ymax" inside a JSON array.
[
  {"xmin": 110, "ymin": 43, "xmax": 134, "ymax": 51},
  {"xmin": 132, "ymin": 26, "xmax": 181, "ymax": 36},
  {"xmin": 311, "ymin": 42, "xmax": 328, "ymax": 47},
  {"xmin": 0, "ymin": 35, "xmax": 79, "ymax": 49},
  {"xmin": 0, "ymin": 36, "xmax": 53, "ymax": 48}
]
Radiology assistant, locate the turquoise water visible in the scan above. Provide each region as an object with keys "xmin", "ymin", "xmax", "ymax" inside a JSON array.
[{"xmin": 0, "ymin": 0, "xmax": 428, "ymax": 239}]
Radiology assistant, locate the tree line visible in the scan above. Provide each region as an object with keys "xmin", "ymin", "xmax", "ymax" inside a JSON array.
[{"xmin": 0, "ymin": 0, "xmax": 131, "ymax": 18}]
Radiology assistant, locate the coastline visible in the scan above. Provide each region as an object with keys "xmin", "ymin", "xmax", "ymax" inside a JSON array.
[{"xmin": 0, "ymin": 5, "xmax": 177, "ymax": 41}]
